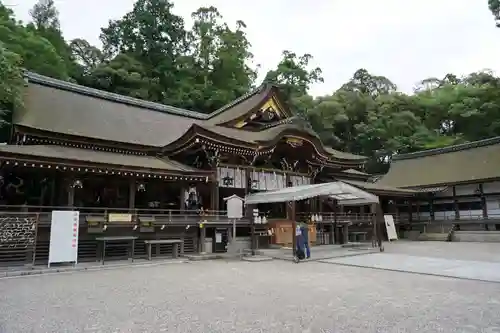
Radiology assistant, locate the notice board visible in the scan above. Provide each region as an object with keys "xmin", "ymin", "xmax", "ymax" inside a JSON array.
[
  {"xmin": 48, "ymin": 210, "xmax": 80, "ymax": 267},
  {"xmin": 384, "ymin": 215, "xmax": 398, "ymax": 241}
]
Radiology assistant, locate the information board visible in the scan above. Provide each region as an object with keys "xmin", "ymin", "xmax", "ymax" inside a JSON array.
[
  {"xmin": 384, "ymin": 215, "xmax": 398, "ymax": 241},
  {"xmin": 225, "ymin": 195, "xmax": 244, "ymax": 219},
  {"xmin": 48, "ymin": 210, "xmax": 80, "ymax": 267}
]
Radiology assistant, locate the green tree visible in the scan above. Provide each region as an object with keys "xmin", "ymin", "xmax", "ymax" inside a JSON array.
[
  {"xmin": 0, "ymin": 42, "xmax": 23, "ymax": 142},
  {"xmin": 100, "ymin": 0, "xmax": 188, "ymax": 105},
  {"xmin": 85, "ymin": 53, "xmax": 162, "ymax": 101},
  {"xmin": 185, "ymin": 6, "xmax": 257, "ymax": 112},
  {"xmin": 27, "ymin": 0, "xmax": 81, "ymax": 80},
  {"xmin": 0, "ymin": 2, "xmax": 67, "ymax": 79},
  {"xmin": 264, "ymin": 51, "xmax": 323, "ymax": 116},
  {"xmin": 489, "ymin": 0, "xmax": 500, "ymax": 26},
  {"xmin": 69, "ymin": 38, "xmax": 104, "ymax": 76},
  {"xmin": 341, "ymin": 68, "xmax": 397, "ymax": 96}
]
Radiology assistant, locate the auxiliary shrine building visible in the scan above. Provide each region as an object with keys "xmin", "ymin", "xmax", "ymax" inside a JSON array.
[
  {"xmin": 377, "ymin": 138, "xmax": 500, "ymax": 237},
  {"xmin": 0, "ymin": 72, "xmax": 498, "ymax": 265}
]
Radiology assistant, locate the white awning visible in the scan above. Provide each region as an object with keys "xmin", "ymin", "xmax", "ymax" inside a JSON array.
[{"xmin": 244, "ymin": 181, "xmax": 379, "ymax": 206}]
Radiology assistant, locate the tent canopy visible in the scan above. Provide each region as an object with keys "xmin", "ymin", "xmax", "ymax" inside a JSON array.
[{"xmin": 244, "ymin": 181, "xmax": 379, "ymax": 206}]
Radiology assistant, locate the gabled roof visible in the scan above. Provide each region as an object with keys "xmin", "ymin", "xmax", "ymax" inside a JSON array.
[
  {"xmin": 204, "ymin": 85, "xmax": 275, "ymax": 125},
  {"xmin": 378, "ymin": 137, "xmax": 500, "ymax": 188},
  {"xmin": 16, "ymin": 72, "xmax": 366, "ymax": 162},
  {"xmin": 16, "ymin": 73, "xmax": 283, "ymax": 147}
]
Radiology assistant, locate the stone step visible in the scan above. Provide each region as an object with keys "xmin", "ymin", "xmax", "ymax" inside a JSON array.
[
  {"xmin": 417, "ymin": 233, "xmax": 448, "ymax": 241},
  {"xmin": 241, "ymin": 255, "xmax": 273, "ymax": 262}
]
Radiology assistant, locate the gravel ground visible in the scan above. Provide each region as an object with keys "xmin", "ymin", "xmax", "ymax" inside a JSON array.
[{"xmin": 1, "ymin": 258, "xmax": 500, "ymax": 333}]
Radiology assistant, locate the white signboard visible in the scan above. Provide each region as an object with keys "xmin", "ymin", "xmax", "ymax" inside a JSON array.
[
  {"xmin": 48, "ymin": 210, "xmax": 80, "ymax": 267},
  {"xmin": 225, "ymin": 195, "xmax": 244, "ymax": 219},
  {"xmin": 384, "ymin": 215, "xmax": 398, "ymax": 241}
]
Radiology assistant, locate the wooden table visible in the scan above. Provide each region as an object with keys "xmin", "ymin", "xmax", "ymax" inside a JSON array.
[
  {"xmin": 95, "ymin": 236, "xmax": 138, "ymax": 265},
  {"xmin": 144, "ymin": 239, "xmax": 183, "ymax": 260}
]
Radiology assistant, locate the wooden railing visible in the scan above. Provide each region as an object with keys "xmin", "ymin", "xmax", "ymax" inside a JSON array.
[
  {"xmin": 398, "ymin": 211, "xmax": 500, "ymax": 223},
  {"xmin": 0, "ymin": 205, "xmax": 251, "ymax": 227},
  {"xmin": 0, "ymin": 205, "xmax": 252, "ymax": 267}
]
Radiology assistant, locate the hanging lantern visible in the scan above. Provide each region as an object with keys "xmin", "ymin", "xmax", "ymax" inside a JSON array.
[{"xmin": 72, "ymin": 179, "xmax": 83, "ymax": 189}]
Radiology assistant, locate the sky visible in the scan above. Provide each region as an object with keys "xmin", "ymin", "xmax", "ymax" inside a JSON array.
[{"xmin": 6, "ymin": 0, "xmax": 500, "ymax": 96}]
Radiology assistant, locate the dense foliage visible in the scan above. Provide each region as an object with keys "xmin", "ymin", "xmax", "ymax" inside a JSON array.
[{"xmin": 0, "ymin": 0, "xmax": 500, "ymax": 173}]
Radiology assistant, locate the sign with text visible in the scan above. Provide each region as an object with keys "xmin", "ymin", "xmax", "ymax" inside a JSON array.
[
  {"xmin": 48, "ymin": 210, "xmax": 80, "ymax": 266},
  {"xmin": 384, "ymin": 215, "xmax": 398, "ymax": 241},
  {"xmin": 108, "ymin": 213, "xmax": 132, "ymax": 223},
  {"xmin": 225, "ymin": 195, "xmax": 244, "ymax": 219}
]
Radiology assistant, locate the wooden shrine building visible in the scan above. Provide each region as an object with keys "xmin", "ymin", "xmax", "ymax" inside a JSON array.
[
  {"xmin": 0, "ymin": 72, "xmax": 416, "ymax": 265},
  {"xmin": 377, "ymin": 137, "xmax": 500, "ymax": 239}
]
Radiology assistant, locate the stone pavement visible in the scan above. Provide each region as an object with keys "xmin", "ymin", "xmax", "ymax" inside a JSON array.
[
  {"xmin": 1, "ymin": 259, "xmax": 500, "ymax": 332},
  {"xmin": 382, "ymin": 241, "xmax": 500, "ymax": 262},
  {"xmin": 318, "ymin": 241, "xmax": 500, "ymax": 283},
  {"xmin": 321, "ymin": 253, "xmax": 500, "ymax": 283},
  {"xmin": 256, "ymin": 244, "xmax": 378, "ymax": 261}
]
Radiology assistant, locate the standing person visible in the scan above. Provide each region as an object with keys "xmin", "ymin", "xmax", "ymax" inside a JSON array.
[
  {"xmin": 295, "ymin": 222, "xmax": 305, "ymax": 260},
  {"xmin": 300, "ymin": 219, "xmax": 311, "ymax": 259}
]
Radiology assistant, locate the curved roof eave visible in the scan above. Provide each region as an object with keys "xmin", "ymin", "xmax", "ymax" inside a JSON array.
[{"xmin": 163, "ymin": 123, "xmax": 367, "ymax": 163}]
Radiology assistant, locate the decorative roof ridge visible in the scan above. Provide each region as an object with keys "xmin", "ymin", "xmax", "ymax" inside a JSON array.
[
  {"xmin": 261, "ymin": 116, "xmax": 300, "ymax": 129},
  {"xmin": 392, "ymin": 136, "xmax": 500, "ymax": 161},
  {"xmin": 24, "ymin": 71, "xmax": 210, "ymax": 120},
  {"xmin": 205, "ymin": 83, "xmax": 271, "ymax": 119}
]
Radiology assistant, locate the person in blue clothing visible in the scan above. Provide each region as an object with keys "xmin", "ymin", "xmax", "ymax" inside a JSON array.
[{"xmin": 299, "ymin": 219, "xmax": 311, "ymax": 259}]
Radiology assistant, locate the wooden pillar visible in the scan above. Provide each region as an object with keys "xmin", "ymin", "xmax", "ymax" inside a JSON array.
[
  {"xmin": 250, "ymin": 204, "xmax": 256, "ymax": 255},
  {"xmin": 376, "ymin": 204, "xmax": 384, "ymax": 251},
  {"xmin": 211, "ymin": 181, "xmax": 219, "ymax": 212},
  {"xmin": 408, "ymin": 200, "xmax": 413, "ymax": 223},
  {"xmin": 429, "ymin": 193, "xmax": 435, "ymax": 222},
  {"xmin": 285, "ymin": 173, "xmax": 291, "ymax": 219},
  {"xmin": 330, "ymin": 199, "xmax": 337, "ymax": 245},
  {"xmin": 128, "ymin": 178, "xmax": 136, "ymax": 212},
  {"xmin": 452, "ymin": 186, "xmax": 460, "ymax": 220},
  {"xmin": 479, "ymin": 183, "xmax": 488, "ymax": 219},
  {"xmin": 371, "ymin": 203, "xmax": 377, "ymax": 247},
  {"xmin": 199, "ymin": 224, "xmax": 206, "ymax": 253},
  {"xmin": 416, "ymin": 202, "xmax": 420, "ymax": 221},
  {"xmin": 343, "ymin": 224, "xmax": 349, "ymax": 244},
  {"xmin": 49, "ymin": 174, "xmax": 56, "ymax": 206},
  {"xmin": 291, "ymin": 201, "xmax": 297, "ymax": 256},
  {"xmin": 180, "ymin": 184, "xmax": 186, "ymax": 212},
  {"xmin": 66, "ymin": 177, "xmax": 75, "ymax": 207}
]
